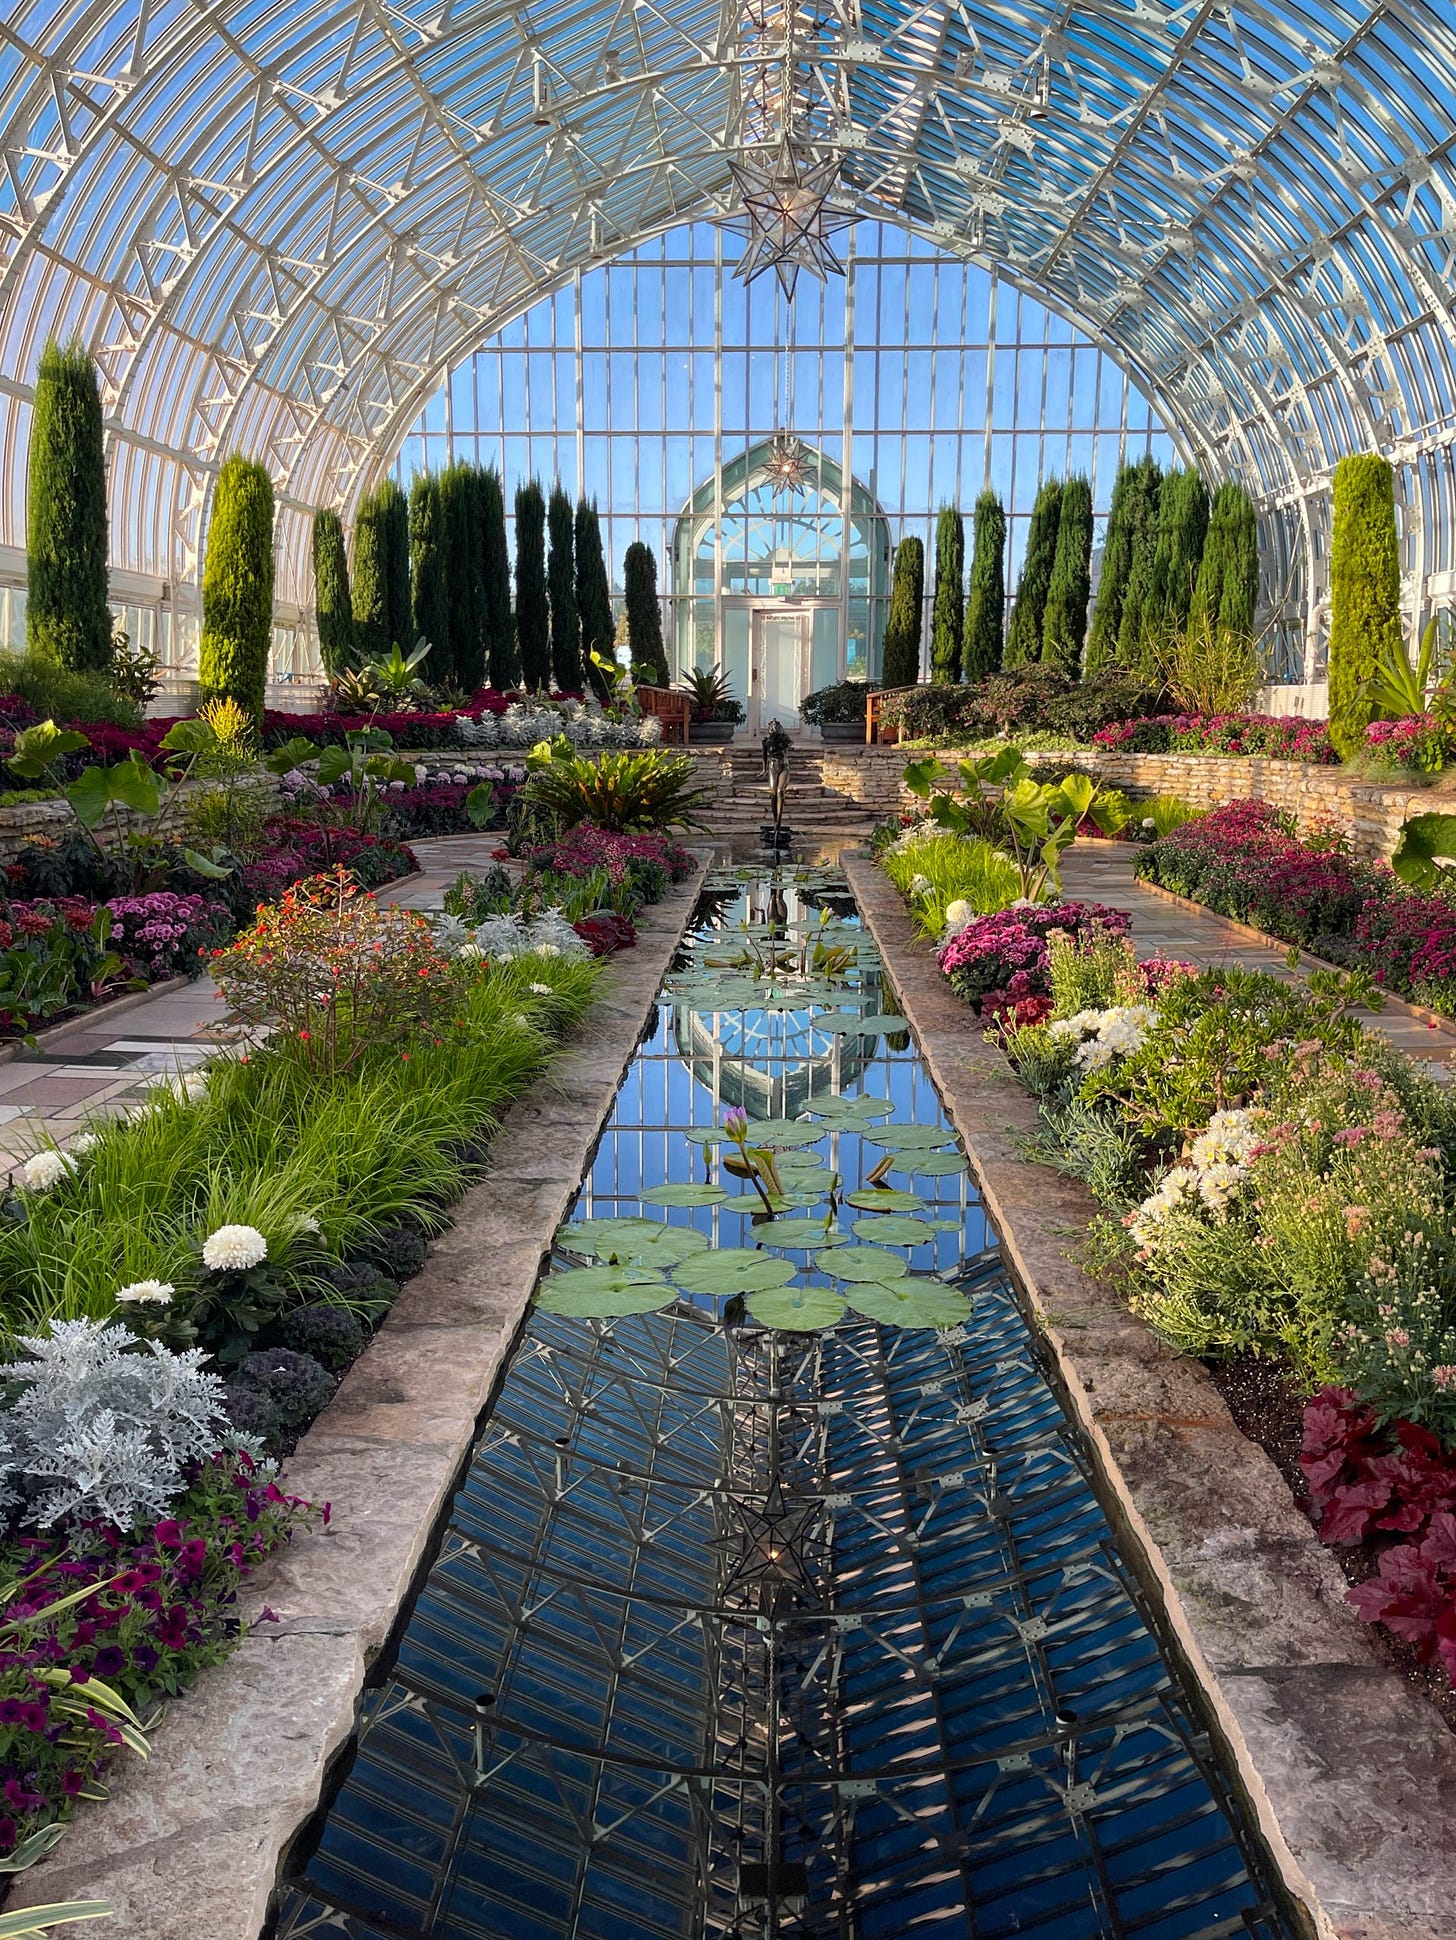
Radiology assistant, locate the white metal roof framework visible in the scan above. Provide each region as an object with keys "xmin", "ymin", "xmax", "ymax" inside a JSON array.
[{"xmin": 1, "ymin": 0, "xmax": 1454, "ymax": 658}]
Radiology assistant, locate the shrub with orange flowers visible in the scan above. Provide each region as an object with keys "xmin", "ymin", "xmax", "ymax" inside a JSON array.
[{"xmin": 210, "ymin": 866, "xmax": 468, "ymax": 1076}]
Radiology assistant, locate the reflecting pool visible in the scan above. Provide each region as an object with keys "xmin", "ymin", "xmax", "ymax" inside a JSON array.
[{"xmin": 271, "ymin": 868, "xmax": 1294, "ymax": 1940}]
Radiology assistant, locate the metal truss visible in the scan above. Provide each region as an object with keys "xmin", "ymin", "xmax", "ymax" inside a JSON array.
[{"xmin": 0, "ymin": 0, "xmax": 1454, "ymax": 651}]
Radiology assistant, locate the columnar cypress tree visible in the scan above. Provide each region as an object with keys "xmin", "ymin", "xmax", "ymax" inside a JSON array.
[
  {"xmin": 1115, "ymin": 458, "xmax": 1165, "ymax": 666},
  {"xmin": 312, "ymin": 508, "xmax": 353, "ymax": 678},
  {"xmin": 409, "ymin": 474, "xmax": 447, "ymax": 674},
  {"xmin": 1148, "ymin": 467, "xmax": 1210, "ymax": 644},
  {"xmin": 1190, "ymin": 479, "xmax": 1260, "ymax": 643},
  {"xmin": 1004, "ymin": 480, "xmax": 1063, "ymax": 668},
  {"xmin": 351, "ymin": 487, "xmax": 390, "ymax": 662},
  {"xmin": 1042, "ymin": 474, "xmax": 1094, "ymax": 676},
  {"xmin": 439, "ymin": 462, "xmax": 485, "ymax": 690},
  {"xmin": 480, "ymin": 468, "xmax": 516, "ymax": 689},
  {"xmin": 377, "ymin": 476, "xmax": 412, "ymax": 653},
  {"xmin": 547, "ymin": 484, "xmax": 582, "ymax": 691},
  {"xmin": 27, "ymin": 340, "xmax": 112, "ymax": 671},
  {"xmin": 1086, "ymin": 458, "xmax": 1153, "ymax": 673},
  {"xmin": 515, "ymin": 480, "xmax": 551, "ymax": 690},
  {"xmin": 1329, "ymin": 452, "xmax": 1403, "ymax": 759},
  {"xmin": 963, "ymin": 490, "xmax": 1006, "ymax": 680},
  {"xmin": 881, "ymin": 536, "xmax": 925, "ymax": 688},
  {"xmin": 623, "ymin": 540, "xmax": 669, "ymax": 686},
  {"xmin": 198, "ymin": 454, "xmax": 274, "ymax": 722},
  {"xmin": 929, "ymin": 506, "xmax": 965, "ymax": 683},
  {"xmin": 575, "ymin": 496, "xmax": 615, "ymax": 701}
]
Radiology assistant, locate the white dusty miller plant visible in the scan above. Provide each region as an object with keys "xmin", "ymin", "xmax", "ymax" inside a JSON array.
[
  {"xmin": 0, "ymin": 1319, "xmax": 229, "ymax": 1530},
  {"xmin": 431, "ymin": 910, "xmax": 588, "ymax": 963}
]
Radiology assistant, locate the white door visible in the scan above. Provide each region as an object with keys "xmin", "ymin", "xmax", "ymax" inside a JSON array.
[{"xmin": 751, "ymin": 608, "xmax": 806, "ymax": 733}]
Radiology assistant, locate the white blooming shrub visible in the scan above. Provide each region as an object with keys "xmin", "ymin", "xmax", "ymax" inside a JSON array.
[
  {"xmin": 0, "ymin": 1319, "xmax": 229, "ymax": 1529},
  {"xmin": 1126, "ymin": 1107, "xmax": 1264, "ymax": 1253},
  {"xmin": 1047, "ymin": 1005, "xmax": 1159, "ymax": 1071}
]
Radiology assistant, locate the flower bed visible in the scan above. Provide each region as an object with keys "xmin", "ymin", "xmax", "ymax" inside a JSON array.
[
  {"xmin": 1362, "ymin": 715, "xmax": 1456, "ymax": 775},
  {"xmin": 1093, "ymin": 711, "xmax": 1337, "ymax": 762},
  {"xmin": 936, "ymin": 901, "xmax": 1131, "ymax": 1023}
]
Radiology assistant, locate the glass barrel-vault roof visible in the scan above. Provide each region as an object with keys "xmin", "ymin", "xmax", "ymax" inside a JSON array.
[{"xmin": 0, "ymin": 0, "xmax": 1453, "ymax": 613}]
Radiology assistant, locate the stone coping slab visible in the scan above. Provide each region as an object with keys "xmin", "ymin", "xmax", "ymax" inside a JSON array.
[
  {"xmin": 10, "ymin": 859, "xmax": 707, "ymax": 1940},
  {"xmin": 841, "ymin": 856, "xmax": 1456, "ymax": 1940}
]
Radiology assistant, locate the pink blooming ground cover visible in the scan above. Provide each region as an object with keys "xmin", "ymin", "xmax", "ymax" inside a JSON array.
[{"xmin": 936, "ymin": 901, "xmax": 1131, "ymax": 1010}]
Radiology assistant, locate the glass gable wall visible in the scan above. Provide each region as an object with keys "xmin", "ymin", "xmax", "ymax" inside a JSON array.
[{"xmin": 394, "ymin": 217, "xmax": 1176, "ymax": 707}]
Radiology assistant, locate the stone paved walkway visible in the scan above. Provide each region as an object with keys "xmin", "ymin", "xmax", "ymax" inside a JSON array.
[
  {"xmin": 0, "ymin": 834, "xmax": 510, "ymax": 1171},
  {"xmin": 1059, "ymin": 841, "xmax": 1456, "ymax": 1077}
]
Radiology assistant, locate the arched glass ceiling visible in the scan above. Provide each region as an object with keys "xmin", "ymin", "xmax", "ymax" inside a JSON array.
[{"xmin": 0, "ymin": 0, "xmax": 1453, "ymax": 645}]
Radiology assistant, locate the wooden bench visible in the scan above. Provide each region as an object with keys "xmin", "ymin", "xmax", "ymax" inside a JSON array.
[
  {"xmin": 866, "ymin": 684, "xmax": 918, "ymax": 745},
  {"xmin": 636, "ymin": 685, "xmax": 690, "ymax": 745}
]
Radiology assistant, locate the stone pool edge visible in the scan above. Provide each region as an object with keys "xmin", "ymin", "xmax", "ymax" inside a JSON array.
[
  {"xmin": 843, "ymin": 855, "xmax": 1456, "ymax": 1940},
  {"xmin": 10, "ymin": 858, "xmax": 708, "ymax": 1940}
]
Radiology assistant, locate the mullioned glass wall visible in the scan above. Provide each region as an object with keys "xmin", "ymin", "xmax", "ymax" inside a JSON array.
[{"xmin": 394, "ymin": 216, "xmax": 1176, "ymax": 694}]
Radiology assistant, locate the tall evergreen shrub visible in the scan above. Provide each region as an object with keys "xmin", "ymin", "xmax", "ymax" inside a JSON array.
[
  {"xmin": 198, "ymin": 455, "xmax": 274, "ymax": 722},
  {"xmin": 1042, "ymin": 474, "xmax": 1093, "ymax": 676},
  {"xmin": 312, "ymin": 508, "xmax": 353, "ymax": 678},
  {"xmin": 930, "ymin": 506, "xmax": 965, "ymax": 683},
  {"xmin": 27, "ymin": 340, "xmax": 111, "ymax": 671},
  {"xmin": 623, "ymin": 541, "xmax": 669, "ymax": 686},
  {"xmin": 515, "ymin": 480, "xmax": 551, "ymax": 690},
  {"xmin": 1148, "ymin": 467, "xmax": 1210, "ymax": 645},
  {"xmin": 1113, "ymin": 457, "xmax": 1164, "ymax": 666},
  {"xmin": 547, "ymin": 484, "xmax": 581, "ymax": 691},
  {"xmin": 1190, "ymin": 480, "xmax": 1259, "ymax": 643},
  {"xmin": 881, "ymin": 536, "xmax": 925, "ymax": 687},
  {"xmin": 963, "ymin": 490, "xmax": 1005, "ymax": 679},
  {"xmin": 351, "ymin": 487, "xmax": 390, "ymax": 662},
  {"xmin": 440, "ymin": 463, "xmax": 485, "ymax": 690},
  {"xmin": 1087, "ymin": 459, "xmax": 1145, "ymax": 672},
  {"xmin": 1004, "ymin": 480, "xmax": 1062, "ymax": 668},
  {"xmin": 1329, "ymin": 452, "xmax": 1403, "ymax": 759},
  {"xmin": 409, "ymin": 475, "xmax": 447, "ymax": 673},
  {"xmin": 378, "ymin": 477, "xmax": 412, "ymax": 655},
  {"xmin": 576, "ymin": 497, "xmax": 615, "ymax": 701},
  {"xmin": 480, "ymin": 468, "xmax": 516, "ymax": 689}
]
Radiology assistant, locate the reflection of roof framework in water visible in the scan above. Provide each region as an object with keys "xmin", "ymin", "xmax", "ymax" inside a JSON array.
[
  {"xmin": 274, "ymin": 1255, "xmax": 1292, "ymax": 1940},
  {"xmin": 673, "ymin": 1003, "xmax": 877, "ymax": 1120}
]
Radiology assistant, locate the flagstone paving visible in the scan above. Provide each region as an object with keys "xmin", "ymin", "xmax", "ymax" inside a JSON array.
[{"xmin": 1060, "ymin": 841, "xmax": 1456, "ymax": 1076}]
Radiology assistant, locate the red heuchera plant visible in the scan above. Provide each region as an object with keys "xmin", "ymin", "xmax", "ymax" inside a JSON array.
[
  {"xmin": 574, "ymin": 911, "xmax": 638, "ymax": 956},
  {"xmin": 1301, "ymin": 1386, "xmax": 1456, "ymax": 1675}
]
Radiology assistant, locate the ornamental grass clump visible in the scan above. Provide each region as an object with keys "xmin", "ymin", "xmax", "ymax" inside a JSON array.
[{"xmin": 212, "ymin": 866, "xmax": 467, "ymax": 1077}]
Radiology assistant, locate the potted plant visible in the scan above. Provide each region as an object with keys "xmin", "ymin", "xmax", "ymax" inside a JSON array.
[
  {"xmin": 679, "ymin": 664, "xmax": 745, "ymax": 744},
  {"xmin": 801, "ymin": 679, "xmax": 874, "ymax": 744}
]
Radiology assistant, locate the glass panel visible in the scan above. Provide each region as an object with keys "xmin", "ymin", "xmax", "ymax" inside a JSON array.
[{"xmin": 811, "ymin": 605, "xmax": 840, "ymax": 690}]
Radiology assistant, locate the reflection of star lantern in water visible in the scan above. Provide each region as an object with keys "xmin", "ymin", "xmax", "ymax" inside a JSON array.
[
  {"xmin": 760, "ymin": 427, "xmax": 812, "ymax": 493},
  {"xmin": 731, "ymin": 140, "xmax": 845, "ymax": 299}
]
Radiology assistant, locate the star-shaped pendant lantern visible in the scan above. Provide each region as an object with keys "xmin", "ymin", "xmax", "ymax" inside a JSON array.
[
  {"xmin": 731, "ymin": 139, "xmax": 845, "ymax": 299},
  {"xmin": 760, "ymin": 427, "xmax": 813, "ymax": 493}
]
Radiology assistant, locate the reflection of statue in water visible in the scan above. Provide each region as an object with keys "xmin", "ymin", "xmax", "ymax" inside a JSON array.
[{"xmin": 762, "ymin": 719, "xmax": 791, "ymax": 849}]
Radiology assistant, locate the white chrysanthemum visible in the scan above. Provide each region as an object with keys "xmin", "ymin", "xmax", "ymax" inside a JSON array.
[
  {"xmin": 1053, "ymin": 1004, "xmax": 1158, "ymax": 1070},
  {"xmin": 298, "ymin": 1215, "xmax": 321, "ymax": 1234},
  {"xmin": 1189, "ymin": 1108, "xmax": 1260, "ymax": 1171},
  {"xmin": 19, "ymin": 1149, "xmax": 75, "ymax": 1192},
  {"xmin": 458, "ymin": 942, "xmax": 486, "ymax": 959},
  {"xmin": 115, "ymin": 1279, "xmax": 174, "ymax": 1305},
  {"xmin": 535, "ymin": 942, "xmax": 561, "ymax": 958},
  {"xmin": 529, "ymin": 982, "xmax": 553, "ymax": 996},
  {"xmin": 1196, "ymin": 1162, "xmax": 1247, "ymax": 1219},
  {"xmin": 942, "ymin": 899, "xmax": 973, "ymax": 939},
  {"xmin": 910, "ymin": 873, "xmax": 931, "ymax": 897},
  {"xmin": 68, "ymin": 1133, "xmax": 99, "ymax": 1157},
  {"xmin": 201, "ymin": 1224, "xmax": 268, "ymax": 1272},
  {"xmin": 1128, "ymin": 1169, "xmax": 1202, "ymax": 1250}
]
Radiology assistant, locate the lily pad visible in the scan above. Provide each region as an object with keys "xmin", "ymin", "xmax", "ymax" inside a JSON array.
[
  {"xmin": 745, "ymin": 1285, "xmax": 847, "ymax": 1332},
  {"xmin": 751, "ymin": 1121, "xmax": 828, "ymax": 1149},
  {"xmin": 857, "ymin": 1013, "xmax": 910, "ymax": 1035},
  {"xmin": 844, "ymin": 1187, "xmax": 927, "ymax": 1212},
  {"xmin": 889, "ymin": 1151, "xmax": 968, "ymax": 1177},
  {"xmin": 818, "ymin": 1245, "xmax": 909, "ymax": 1283},
  {"xmin": 557, "ymin": 1218, "xmax": 708, "ymax": 1267},
  {"xmin": 682, "ymin": 1126, "xmax": 726, "ymax": 1145},
  {"xmin": 674, "ymin": 1249, "xmax": 799, "ymax": 1296},
  {"xmin": 862, "ymin": 1126, "xmax": 955, "ymax": 1151},
  {"xmin": 845, "ymin": 1282, "xmax": 972, "ymax": 1329},
  {"xmin": 756, "ymin": 1218, "xmax": 849, "ymax": 1249},
  {"xmin": 537, "ymin": 1265, "xmax": 672, "ymax": 1317},
  {"xmin": 812, "ymin": 1011, "xmax": 871, "ymax": 1035},
  {"xmin": 639, "ymin": 1182, "xmax": 730, "ymax": 1207},
  {"xmin": 850, "ymin": 1214, "xmax": 939, "ymax": 1245}
]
